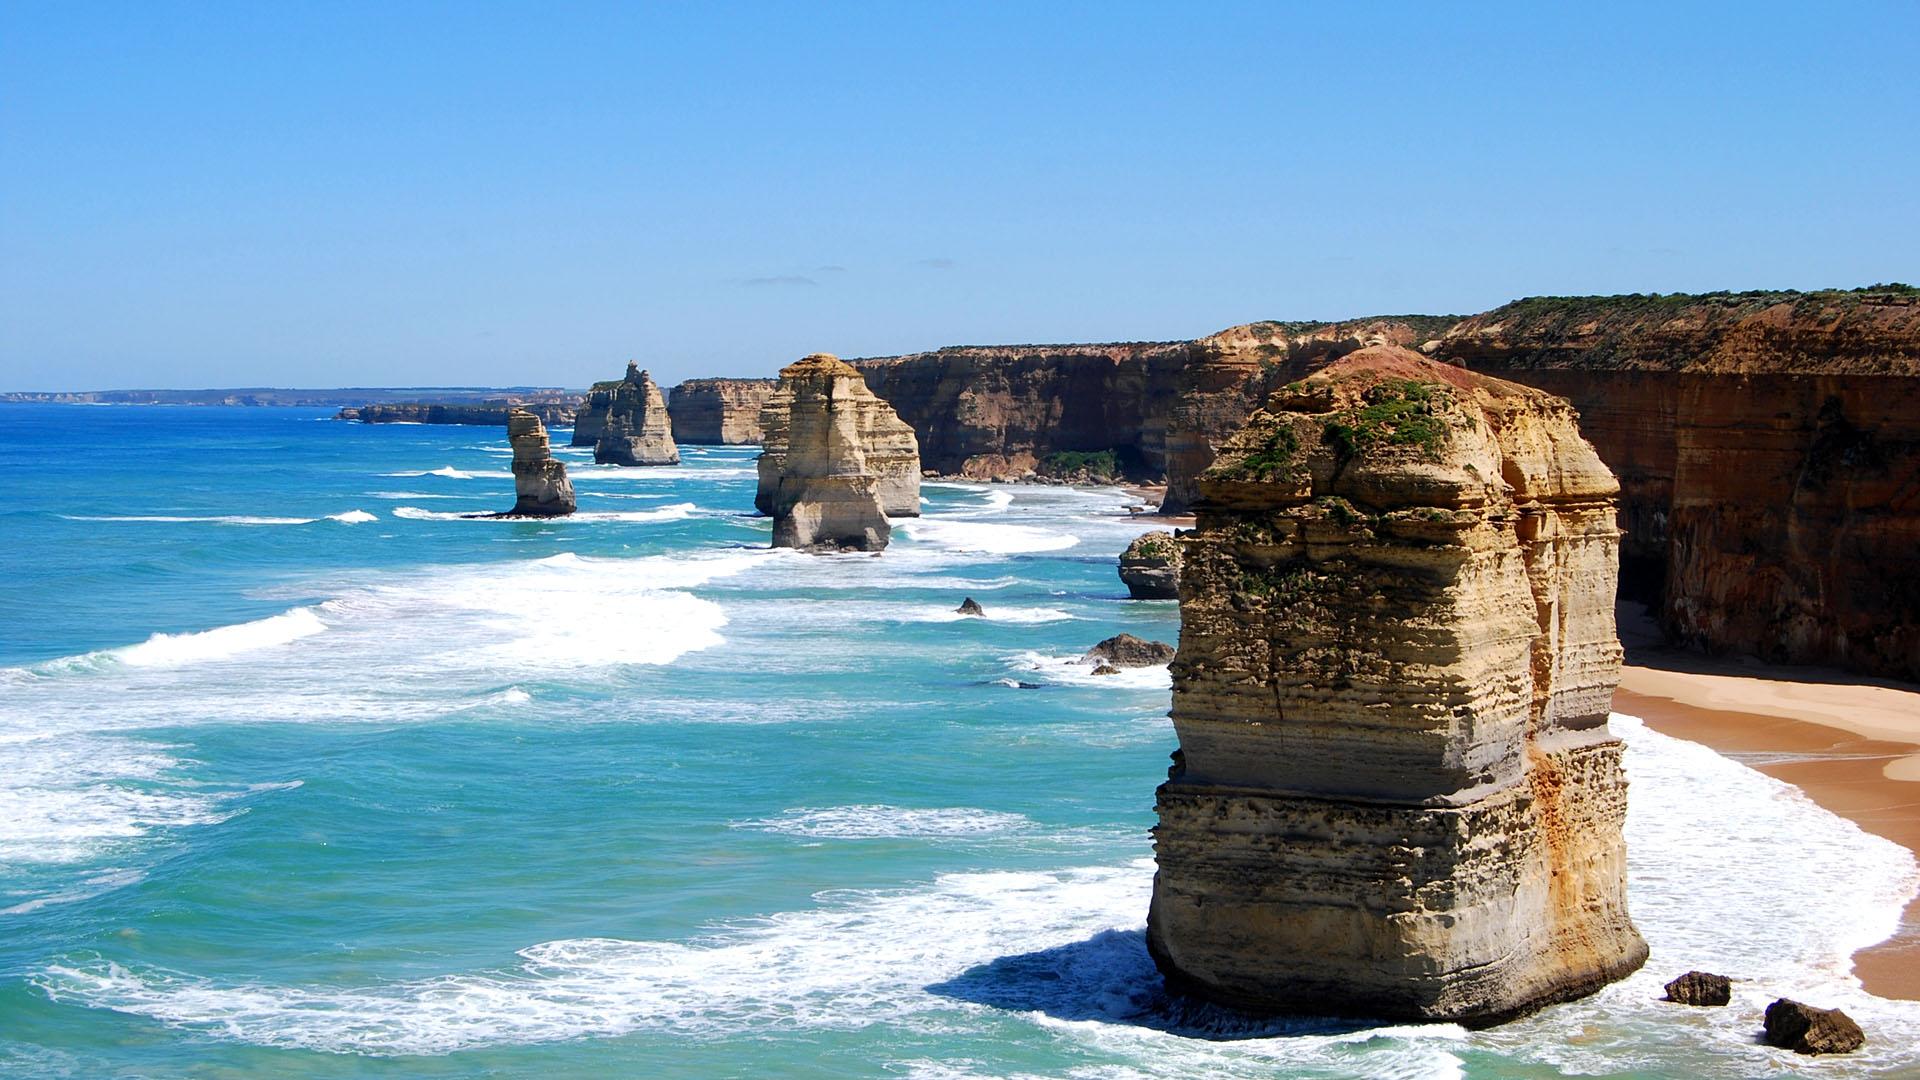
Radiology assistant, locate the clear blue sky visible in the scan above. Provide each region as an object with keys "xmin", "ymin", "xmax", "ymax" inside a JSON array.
[{"xmin": 3, "ymin": 2, "xmax": 1915, "ymax": 391}]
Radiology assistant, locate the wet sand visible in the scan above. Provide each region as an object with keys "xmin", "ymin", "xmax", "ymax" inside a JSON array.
[{"xmin": 1617, "ymin": 661, "xmax": 1920, "ymax": 1000}]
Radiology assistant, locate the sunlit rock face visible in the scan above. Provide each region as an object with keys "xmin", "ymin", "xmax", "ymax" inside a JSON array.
[
  {"xmin": 760, "ymin": 354, "xmax": 918, "ymax": 552},
  {"xmin": 756, "ymin": 354, "xmax": 920, "ymax": 521},
  {"xmin": 1147, "ymin": 344, "xmax": 1647, "ymax": 1025},
  {"xmin": 668, "ymin": 378, "xmax": 778, "ymax": 445},
  {"xmin": 593, "ymin": 363, "xmax": 679, "ymax": 466},
  {"xmin": 504, "ymin": 408, "xmax": 575, "ymax": 517}
]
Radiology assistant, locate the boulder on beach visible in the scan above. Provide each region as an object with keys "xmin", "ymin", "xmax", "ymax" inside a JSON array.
[
  {"xmin": 1763, "ymin": 999, "xmax": 1865, "ymax": 1055},
  {"xmin": 1118, "ymin": 531, "xmax": 1182, "ymax": 599},
  {"xmin": 1083, "ymin": 633, "xmax": 1175, "ymax": 668},
  {"xmin": 1661, "ymin": 971, "xmax": 1731, "ymax": 1006}
]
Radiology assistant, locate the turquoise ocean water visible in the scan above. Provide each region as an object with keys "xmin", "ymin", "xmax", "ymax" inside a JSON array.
[{"xmin": 2, "ymin": 405, "xmax": 1917, "ymax": 1078}]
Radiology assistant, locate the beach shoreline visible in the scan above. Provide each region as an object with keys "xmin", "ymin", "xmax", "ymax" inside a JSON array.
[{"xmin": 1616, "ymin": 657, "xmax": 1920, "ymax": 1001}]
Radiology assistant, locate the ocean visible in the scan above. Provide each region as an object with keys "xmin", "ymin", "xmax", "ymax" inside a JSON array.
[{"xmin": 1, "ymin": 404, "xmax": 1916, "ymax": 1078}]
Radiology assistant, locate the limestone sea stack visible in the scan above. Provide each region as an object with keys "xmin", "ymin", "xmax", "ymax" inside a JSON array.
[
  {"xmin": 1118, "ymin": 530, "xmax": 1182, "ymax": 598},
  {"xmin": 594, "ymin": 362, "xmax": 680, "ymax": 466},
  {"xmin": 503, "ymin": 408, "xmax": 576, "ymax": 517},
  {"xmin": 761, "ymin": 353, "xmax": 904, "ymax": 551},
  {"xmin": 757, "ymin": 356, "xmax": 919, "ymax": 518},
  {"xmin": 1147, "ymin": 345, "xmax": 1647, "ymax": 1024}
]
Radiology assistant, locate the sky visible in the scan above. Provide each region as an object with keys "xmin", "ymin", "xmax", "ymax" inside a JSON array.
[{"xmin": 2, "ymin": 2, "xmax": 1916, "ymax": 391}]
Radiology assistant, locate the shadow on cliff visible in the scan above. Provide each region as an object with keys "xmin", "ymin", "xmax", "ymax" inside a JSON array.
[{"xmin": 925, "ymin": 929, "xmax": 1379, "ymax": 1042}]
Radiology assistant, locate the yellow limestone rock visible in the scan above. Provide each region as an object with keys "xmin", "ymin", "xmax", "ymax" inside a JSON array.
[
  {"xmin": 760, "ymin": 354, "xmax": 914, "ymax": 551},
  {"xmin": 593, "ymin": 363, "xmax": 679, "ymax": 466},
  {"xmin": 1147, "ymin": 345, "xmax": 1646, "ymax": 1024},
  {"xmin": 757, "ymin": 356, "xmax": 920, "ymax": 518}
]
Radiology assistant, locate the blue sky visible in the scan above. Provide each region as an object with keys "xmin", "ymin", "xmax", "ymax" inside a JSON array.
[{"xmin": 2, "ymin": 2, "xmax": 1915, "ymax": 391}]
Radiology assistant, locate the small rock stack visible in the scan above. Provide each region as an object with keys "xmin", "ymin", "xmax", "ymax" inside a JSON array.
[
  {"xmin": 1118, "ymin": 531, "xmax": 1182, "ymax": 599},
  {"xmin": 594, "ymin": 363, "xmax": 679, "ymax": 466},
  {"xmin": 761, "ymin": 353, "xmax": 916, "ymax": 552},
  {"xmin": 504, "ymin": 408, "xmax": 576, "ymax": 517}
]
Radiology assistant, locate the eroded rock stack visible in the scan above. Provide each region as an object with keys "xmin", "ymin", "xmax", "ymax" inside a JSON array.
[
  {"xmin": 593, "ymin": 363, "xmax": 679, "ymax": 466},
  {"xmin": 1148, "ymin": 345, "xmax": 1646, "ymax": 1024},
  {"xmin": 761, "ymin": 353, "xmax": 909, "ymax": 551},
  {"xmin": 503, "ymin": 408, "xmax": 576, "ymax": 517},
  {"xmin": 1118, "ymin": 531, "xmax": 1182, "ymax": 599},
  {"xmin": 756, "ymin": 353, "xmax": 920, "ymax": 519},
  {"xmin": 669, "ymin": 378, "xmax": 779, "ymax": 444}
]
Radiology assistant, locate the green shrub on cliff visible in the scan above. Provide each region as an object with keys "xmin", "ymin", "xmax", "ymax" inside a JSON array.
[
  {"xmin": 1041, "ymin": 449, "xmax": 1120, "ymax": 480},
  {"xmin": 1323, "ymin": 380, "xmax": 1448, "ymax": 460}
]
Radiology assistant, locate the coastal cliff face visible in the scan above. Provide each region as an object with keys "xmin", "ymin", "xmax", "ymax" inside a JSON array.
[
  {"xmin": 339, "ymin": 402, "xmax": 577, "ymax": 427},
  {"xmin": 1434, "ymin": 288, "xmax": 1920, "ymax": 681},
  {"xmin": 593, "ymin": 364, "xmax": 680, "ymax": 466},
  {"xmin": 851, "ymin": 342, "xmax": 1194, "ymax": 480},
  {"xmin": 504, "ymin": 408, "xmax": 575, "ymax": 517},
  {"xmin": 761, "ymin": 354, "xmax": 899, "ymax": 551},
  {"xmin": 569, "ymin": 379, "xmax": 622, "ymax": 447},
  {"xmin": 758, "ymin": 359, "xmax": 920, "ymax": 517},
  {"xmin": 668, "ymin": 379, "xmax": 777, "ymax": 444},
  {"xmin": 1148, "ymin": 346, "xmax": 1646, "ymax": 1023}
]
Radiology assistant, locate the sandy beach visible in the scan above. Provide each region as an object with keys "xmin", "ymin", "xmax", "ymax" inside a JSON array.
[{"xmin": 1616, "ymin": 609, "xmax": 1920, "ymax": 1000}]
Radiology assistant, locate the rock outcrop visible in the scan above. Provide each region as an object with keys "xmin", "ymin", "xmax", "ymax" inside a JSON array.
[
  {"xmin": 1117, "ymin": 531, "xmax": 1182, "ymax": 599},
  {"xmin": 1764, "ymin": 999, "xmax": 1866, "ymax": 1054},
  {"xmin": 1083, "ymin": 633, "xmax": 1175, "ymax": 667},
  {"xmin": 668, "ymin": 379, "xmax": 778, "ymax": 444},
  {"xmin": 1434, "ymin": 287, "xmax": 1920, "ymax": 682},
  {"xmin": 569, "ymin": 378, "xmax": 622, "ymax": 447},
  {"xmin": 1148, "ymin": 346, "xmax": 1646, "ymax": 1024},
  {"xmin": 1662, "ymin": 971, "xmax": 1731, "ymax": 1006},
  {"xmin": 502, "ymin": 408, "xmax": 576, "ymax": 517},
  {"xmin": 760, "ymin": 354, "xmax": 900, "ymax": 552},
  {"xmin": 956, "ymin": 597, "xmax": 985, "ymax": 616},
  {"xmin": 757, "ymin": 355, "xmax": 920, "ymax": 518},
  {"xmin": 593, "ymin": 363, "xmax": 679, "ymax": 466}
]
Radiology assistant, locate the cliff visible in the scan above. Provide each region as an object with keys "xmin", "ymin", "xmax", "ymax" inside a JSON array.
[
  {"xmin": 668, "ymin": 379, "xmax": 778, "ymax": 444},
  {"xmin": 570, "ymin": 379, "xmax": 623, "ymax": 447},
  {"xmin": 593, "ymin": 363, "xmax": 680, "ymax": 466},
  {"xmin": 759, "ymin": 360, "xmax": 920, "ymax": 517},
  {"xmin": 338, "ymin": 401, "xmax": 577, "ymax": 427},
  {"xmin": 1433, "ymin": 287, "xmax": 1920, "ymax": 681},
  {"xmin": 761, "ymin": 354, "xmax": 899, "ymax": 551},
  {"xmin": 1148, "ymin": 346, "xmax": 1646, "ymax": 1023},
  {"xmin": 502, "ymin": 408, "xmax": 575, "ymax": 517}
]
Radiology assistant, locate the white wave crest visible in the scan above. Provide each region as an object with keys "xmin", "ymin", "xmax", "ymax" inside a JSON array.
[
  {"xmin": 1007, "ymin": 650, "xmax": 1172, "ymax": 690},
  {"xmin": 327, "ymin": 510, "xmax": 377, "ymax": 524},
  {"xmin": 113, "ymin": 608, "xmax": 328, "ymax": 669},
  {"xmin": 897, "ymin": 519, "xmax": 1079, "ymax": 554},
  {"xmin": 733, "ymin": 806, "xmax": 1033, "ymax": 839}
]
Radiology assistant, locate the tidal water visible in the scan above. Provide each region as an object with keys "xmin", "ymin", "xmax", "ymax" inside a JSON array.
[{"xmin": 1, "ymin": 404, "xmax": 1916, "ymax": 1078}]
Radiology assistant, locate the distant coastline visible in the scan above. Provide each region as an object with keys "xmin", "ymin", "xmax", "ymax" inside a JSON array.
[{"xmin": 0, "ymin": 387, "xmax": 580, "ymax": 407}]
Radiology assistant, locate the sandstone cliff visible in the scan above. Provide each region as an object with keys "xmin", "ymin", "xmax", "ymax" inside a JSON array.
[
  {"xmin": 570, "ymin": 378, "xmax": 623, "ymax": 447},
  {"xmin": 668, "ymin": 379, "xmax": 777, "ymax": 444},
  {"xmin": 339, "ymin": 401, "xmax": 577, "ymax": 427},
  {"xmin": 593, "ymin": 363, "xmax": 680, "ymax": 466},
  {"xmin": 759, "ymin": 359, "xmax": 919, "ymax": 517},
  {"xmin": 761, "ymin": 354, "xmax": 900, "ymax": 551},
  {"xmin": 502, "ymin": 408, "xmax": 576, "ymax": 517},
  {"xmin": 1434, "ymin": 287, "xmax": 1920, "ymax": 681},
  {"xmin": 1148, "ymin": 345, "xmax": 1646, "ymax": 1024}
]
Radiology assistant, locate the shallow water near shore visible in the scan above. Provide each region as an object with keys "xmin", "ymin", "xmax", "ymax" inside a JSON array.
[{"xmin": 2, "ymin": 404, "xmax": 1917, "ymax": 1078}]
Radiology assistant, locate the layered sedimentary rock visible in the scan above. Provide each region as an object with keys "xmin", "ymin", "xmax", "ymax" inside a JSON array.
[
  {"xmin": 1148, "ymin": 346, "xmax": 1646, "ymax": 1024},
  {"xmin": 569, "ymin": 378, "xmax": 621, "ymax": 447},
  {"xmin": 1117, "ymin": 531, "xmax": 1182, "ymax": 599},
  {"xmin": 338, "ymin": 401, "xmax": 577, "ymax": 426},
  {"xmin": 761, "ymin": 354, "xmax": 903, "ymax": 551},
  {"xmin": 1434, "ymin": 288, "xmax": 1920, "ymax": 681},
  {"xmin": 502, "ymin": 408, "xmax": 576, "ymax": 517},
  {"xmin": 593, "ymin": 363, "xmax": 680, "ymax": 466},
  {"xmin": 757, "ymin": 356, "xmax": 920, "ymax": 517},
  {"xmin": 668, "ymin": 379, "xmax": 778, "ymax": 444}
]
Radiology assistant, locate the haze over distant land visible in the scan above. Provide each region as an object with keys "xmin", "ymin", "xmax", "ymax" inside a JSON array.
[{"xmin": 2, "ymin": 3, "xmax": 1915, "ymax": 391}]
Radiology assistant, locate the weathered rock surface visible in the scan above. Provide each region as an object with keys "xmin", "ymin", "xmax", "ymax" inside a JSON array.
[
  {"xmin": 1118, "ymin": 531, "xmax": 1183, "ymax": 599},
  {"xmin": 1083, "ymin": 633, "xmax": 1175, "ymax": 667},
  {"xmin": 1662, "ymin": 971, "xmax": 1731, "ymax": 1006},
  {"xmin": 1148, "ymin": 345, "xmax": 1646, "ymax": 1024},
  {"xmin": 956, "ymin": 597, "xmax": 985, "ymax": 616},
  {"xmin": 761, "ymin": 354, "xmax": 898, "ymax": 552},
  {"xmin": 569, "ymin": 378, "xmax": 621, "ymax": 447},
  {"xmin": 502, "ymin": 408, "xmax": 576, "ymax": 517},
  {"xmin": 339, "ymin": 401, "xmax": 577, "ymax": 427},
  {"xmin": 757, "ymin": 355, "xmax": 920, "ymax": 518},
  {"xmin": 669, "ymin": 378, "xmax": 778, "ymax": 444},
  {"xmin": 1764, "ymin": 998, "xmax": 1865, "ymax": 1054},
  {"xmin": 593, "ymin": 363, "xmax": 679, "ymax": 466}
]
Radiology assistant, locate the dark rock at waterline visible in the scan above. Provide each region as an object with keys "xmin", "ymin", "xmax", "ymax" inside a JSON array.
[
  {"xmin": 956, "ymin": 597, "xmax": 985, "ymax": 616},
  {"xmin": 1763, "ymin": 998, "xmax": 1865, "ymax": 1055},
  {"xmin": 1083, "ymin": 633, "xmax": 1175, "ymax": 668},
  {"xmin": 1661, "ymin": 971, "xmax": 1731, "ymax": 1006},
  {"xmin": 1092, "ymin": 664, "xmax": 1122, "ymax": 676}
]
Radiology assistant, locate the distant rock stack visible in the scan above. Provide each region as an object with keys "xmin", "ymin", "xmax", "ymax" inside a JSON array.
[
  {"xmin": 757, "ymin": 358, "xmax": 919, "ymax": 518},
  {"xmin": 570, "ymin": 378, "xmax": 622, "ymax": 447},
  {"xmin": 593, "ymin": 363, "xmax": 680, "ymax": 466},
  {"xmin": 503, "ymin": 408, "xmax": 576, "ymax": 517},
  {"xmin": 1148, "ymin": 345, "xmax": 1646, "ymax": 1025},
  {"xmin": 760, "ymin": 353, "xmax": 903, "ymax": 551}
]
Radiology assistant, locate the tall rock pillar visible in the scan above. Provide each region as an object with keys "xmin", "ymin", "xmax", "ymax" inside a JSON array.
[
  {"xmin": 504, "ymin": 408, "xmax": 576, "ymax": 517},
  {"xmin": 1148, "ymin": 345, "xmax": 1646, "ymax": 1024},
  {"xmin": 761, "ymin": 353, "xmax": 907, "ymax": 551},
  {"xmin": 594, "ymin": 363, "xmax": 680, "ymax": 466}
]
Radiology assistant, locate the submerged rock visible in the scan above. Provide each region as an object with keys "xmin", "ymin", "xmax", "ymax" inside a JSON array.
[
  {"xmin": 1764, "ymin": 999, "xmax": 1865, "ymax": 1055},
  {"xmin": 761, "ymin": 354, "xmax": 899, "ymax": 552},
  {"xmin": 1147, "ymin": 345, "xmax": 1646, "ymax": 1025},
  {"xmin": 1083, "ymin": 633, "xmax": 1175, "ymax": 668},
  {"xmin": 956, "ymin": 597, "xmax": 985, "ymax": 616},
  {"xmin": 1118, "ymin": 531, "xmax": 1182, "ymax": 599},
  {"xmin": 1662, "ymin": 971, "xmax": 1731, "ymax": 1007},
  {"xmin": 594, "ymin": 363, "xmax": 680, "ymax": 466},
  {"xmin": 502, "ymin": 408, "xmax": 575, "ymax": 517},
  {"xmin": 758, "ymin": 357, "xmax": 920, "ymax": 517}
]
